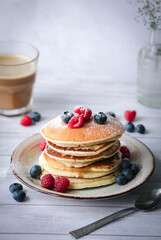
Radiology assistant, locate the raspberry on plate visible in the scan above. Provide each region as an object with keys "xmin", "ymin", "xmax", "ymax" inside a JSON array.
[
  {"xmin": 54, "ymin": 177, "xmax": 70, "ymax": 192},
  {"xmin": 74, "ymin": 105, "xmax": 92, "ymax": 120},
  {"xmin": 123, "ymin": 152, "xmax": 130, "ymax": 159},
  {"xmin": 125, "ymin": 110, "xmax": 136, "ymax": 122},
  {"xmin": 68, "ymin": 115, "xmax": 84, "ymax": 128},
  {"xmin": 120, "ymin": 146, "xmax": 130, "ymax": 154},
  {"xmin": 40, "ymin": 139, "xmax": 47, "ymax": 151},
  {"xmin": 41, "ymin": 174, "xmax": 54, "ymax": 189},
  {"xmin": 20, "ymin": 115, "xmax": 32, "ymax": 126},
  {"xmin": 120, "ymin": 145, "xmax": 130, "ymax": 159}
]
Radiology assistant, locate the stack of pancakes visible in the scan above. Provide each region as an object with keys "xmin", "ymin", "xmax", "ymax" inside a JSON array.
[{"xmin": 39, "ymin": 115, "xmax": 125, "ymax": 189}]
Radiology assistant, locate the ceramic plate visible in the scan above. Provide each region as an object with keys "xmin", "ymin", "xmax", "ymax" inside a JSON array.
[{"xmin": 10, "ymin": 133, "xmax": 155, "ymax": 199}]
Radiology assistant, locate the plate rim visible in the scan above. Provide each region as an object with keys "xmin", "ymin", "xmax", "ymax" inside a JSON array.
[{"xmin": 10, "ymin": 133, "xmax": 155, "ymax": 200}]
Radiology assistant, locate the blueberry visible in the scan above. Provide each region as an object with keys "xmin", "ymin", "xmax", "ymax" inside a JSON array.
[
  {"xmin": 115, "ymin": 175, "xmax": 127, "ymax": 185},
  {"xmin": 136, "ymin": 124, "xmax": 145, "ymax": 134},
  {"xmin": 125, "ymin": 122, "xmax": 135, "ymax": 132},
  {"xmin": 122, "ymin": 169, "xmax": 134, "ymax": 181},
  {"xmin": 121, "ymin": 158, "xmax": 131, "ymax": 169},
  {"xmin": 30, "ymin": 165, "xmax": 41, "ymax": 178},
  {"xmin": 131, "ymin": 162, "xmax": 140, "ymax": 174},
  {"xmin": 29, "ymin": 112, "xmax": 41, "ymax": 122},
  {"xmin": 61, "ymin": 111, "xmax": 74, "ymax": 124},
  {"xmin": 13, "ymin": 190, "xmax": 26, "ymax": 202},
  {"xmin": 9, "ymin": 183, "xmax": 23, "ymax": 193},
  {"xmin": 106, "ymin": 112, "xmax": 116, "ymax": 118},
  {"xmin": 94, "ymin": 112, "xmax": 107, "ymax": 124}
]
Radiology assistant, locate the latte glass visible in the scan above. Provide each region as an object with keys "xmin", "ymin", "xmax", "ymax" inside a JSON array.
[{"xmin": 0, "ymin": 41, "xmax": 39, "ymax": 116}]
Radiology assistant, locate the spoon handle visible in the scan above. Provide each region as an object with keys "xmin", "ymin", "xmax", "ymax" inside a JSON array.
[{"xmin": 70, "ymin": 207, "xmax": 136, "ymax": 239}]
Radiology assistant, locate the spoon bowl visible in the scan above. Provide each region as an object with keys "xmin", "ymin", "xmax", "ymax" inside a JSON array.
[{"xmin": 135, "ymin": 189, "xmax": 161, "ymax": 211}]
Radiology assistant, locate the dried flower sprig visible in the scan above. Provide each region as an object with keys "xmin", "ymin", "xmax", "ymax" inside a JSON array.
[{"xmin": 129, "ymin": 0, "xmax": 161, "ymax": 29}]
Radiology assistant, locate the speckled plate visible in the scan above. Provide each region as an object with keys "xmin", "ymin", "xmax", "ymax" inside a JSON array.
[{"xmin": 10, "ymin": 133, "xmax": 155, "ymax": 199}]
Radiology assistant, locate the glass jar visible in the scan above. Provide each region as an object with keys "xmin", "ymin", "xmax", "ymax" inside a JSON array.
[{"xmin": 136, "ymin": 26, "xmax": 161, "ymax": 108}]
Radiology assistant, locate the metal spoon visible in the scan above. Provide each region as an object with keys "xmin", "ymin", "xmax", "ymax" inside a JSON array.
[{"xmin": 70, "ymin": 189, "xmax": 161, "ymax": 239}]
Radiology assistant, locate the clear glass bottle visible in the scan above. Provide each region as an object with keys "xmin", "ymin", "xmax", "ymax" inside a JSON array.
[{"xmin": 136, "ymin": 26, "xmax": 161, "ymax": 108}]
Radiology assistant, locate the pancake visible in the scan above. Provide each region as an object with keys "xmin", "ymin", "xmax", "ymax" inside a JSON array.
[
  {"xmin": 39, "ymin": 151, "xmax": 122, "ymax": 178},
  {"xmin": 67, "ymin": 170, "xmax": 121, "ymax": 189},
  {"xmin": 41, "ymin": 115, "xmax": 125, "ymax": 147},
  {"xmin": 45, "ymin": 140, "xmax": 120, "ymax": 167},
  {"xmin": 40, "ymin": 169, "xmax": 121, "ymax": 189},
  {"xmin": 47, "ymin": 140, "xmax": 116, "ymax": 156}
]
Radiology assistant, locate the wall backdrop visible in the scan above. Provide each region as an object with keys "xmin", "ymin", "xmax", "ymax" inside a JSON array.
[{"xmin": 0, "ymin": 0, "xmax": 150, "ymax": 83}]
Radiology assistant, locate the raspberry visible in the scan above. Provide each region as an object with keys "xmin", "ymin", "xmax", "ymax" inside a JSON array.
[
  {"xmin": 74, "ymin": 105, "xmax": 92, "ymax": 120},
  {"xmin": 125, "ymin": 110, "xmax": 136, "ymax": 122},
  {"xmin": 120, "ymin": 146, "xmax": 130, "ymax": 154},
  {"xmin": 120, "ymin": 146, "xmax": 130, "ymax": 159},
  {"xmin": 41, "ymin": 174, "xmax": 54, "ymax": 189},
  {"xmin": 20, "ymin": 115, "xmax": 32, "ymax": 126},
  {"xmin": 40, "ymin": 139, "xmax": 47, "ymax": 151},
  {"xmin": 68, "ymin": 115, "xmax": 84, "ymax": 128},
  {"xmin": 54, "ymin": 177, "xmax": 70, "ymax": 192},
  {"xmin": 122, "ymin": 152, "xmax": 130, "ymax": 159}
]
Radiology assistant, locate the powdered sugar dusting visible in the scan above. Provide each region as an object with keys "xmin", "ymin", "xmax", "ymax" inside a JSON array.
[
  {"xmin": 44, "ymin": 115, "xmax": 124, "ymax": 141},
  {"xmin": 74, "ymin": 105, "xmax": 88, "ymax": 112},
  {"xmin": 81, "ymin": 116, "xmax": 124, "ymax": 139},
  {"xmin": 47, "ymin": 116, "xmax": 68, "ymax": 130}
]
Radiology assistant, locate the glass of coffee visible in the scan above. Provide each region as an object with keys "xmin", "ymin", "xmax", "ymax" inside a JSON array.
[{"xmin": 0, "ymin": 41, "xmax": 39, "ymax": 116}]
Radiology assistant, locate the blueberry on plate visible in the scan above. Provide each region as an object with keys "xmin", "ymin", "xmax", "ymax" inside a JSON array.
[
  {"xmin": 125, "ymin": 122, "xmax": 135, "ymax": 132},
  {"xmin": 122, "ymin": 169, "xmax": 134, "ymax": 181},
  {"xmin": 61, "ymin": 111, "xmax": 74, "ymax": 124},
  {"xmin": 106, "ymin": 112, "xmax": 116, "ymax": 118},
  {"xmin": 30, "ymin": 165, "xmax": 42, "ymax": 178},
  {"xmin": 115, "ymin": 175, "xmax": 127, "ymax": 185},
  {"xmin": 13, "ymin": 190, "xmax": 26, "ymax": 202},
  {"xmin": 94, "ymin": 112, "xmax": 107, "ymax": 124},
  {"xmin": 136, "ymin": 124, "xmax": 145, "ymax": 134},
  {"xmin": 121, "ymin": 158, "xmax": 131, "ymax": 169},
  {"xmin": 29, "ymin": 112, "xmax": 41, "ymax": 122},
  {"xmin": 9, "ymin": 183, "xmax": 23, "ymax": 193},
  {"xmin": 131, "ymin": 162, "xmax": 140, "ymax": 174}
]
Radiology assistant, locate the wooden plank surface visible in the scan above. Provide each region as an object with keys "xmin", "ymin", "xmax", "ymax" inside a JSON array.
[{"xmin": 0, "ymin": 80, "xmax": 161, "ymax": 240}]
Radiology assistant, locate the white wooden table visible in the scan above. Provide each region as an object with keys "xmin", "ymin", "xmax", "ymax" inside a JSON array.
[{"xmin": 1, "ymin": 78, "xmax": 161, "ymax": 240}]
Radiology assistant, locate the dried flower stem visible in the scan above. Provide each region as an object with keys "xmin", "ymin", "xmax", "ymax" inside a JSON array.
[{"xmin": 129, "ymin": 0, "xmax": 161, "ymax": 28}]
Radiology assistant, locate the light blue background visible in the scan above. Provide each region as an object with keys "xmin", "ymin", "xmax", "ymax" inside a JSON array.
[{"xmin": 0, "ymin": 0, "xmax": 150, "ymax": 82}]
